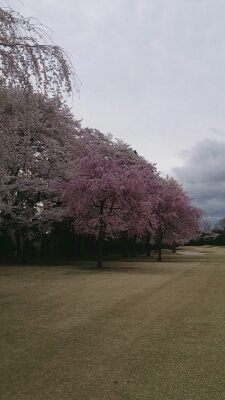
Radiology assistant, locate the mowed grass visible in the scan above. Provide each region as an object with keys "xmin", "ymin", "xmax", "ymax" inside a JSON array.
[{"xmin": 0, "ymin": 246, "xmax": 225, "ymax": 400}]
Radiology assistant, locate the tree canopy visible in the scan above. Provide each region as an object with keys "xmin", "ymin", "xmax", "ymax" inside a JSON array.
[
  {"xmin": 60, "ymin": 146, "xmax": 203, "ymax": 266},
  {"xmin": 0, "ymin": 4, "xmax": 79, "ymax": 94}
]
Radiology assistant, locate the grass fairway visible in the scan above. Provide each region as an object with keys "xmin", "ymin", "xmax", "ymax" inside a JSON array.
[{"xmin": 1, "ymin": 246, "xmax": 225, "ymax": 400}]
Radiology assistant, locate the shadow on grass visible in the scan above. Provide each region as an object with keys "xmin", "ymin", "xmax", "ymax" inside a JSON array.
[{"xmin": 61, "ymin": 262, "xmax": 176, "ymax": 276}]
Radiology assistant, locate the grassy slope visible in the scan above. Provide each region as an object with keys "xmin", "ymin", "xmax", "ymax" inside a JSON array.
[{"xmin": 0, "ymin": 246, "xmax": 225, "ymax": 400}]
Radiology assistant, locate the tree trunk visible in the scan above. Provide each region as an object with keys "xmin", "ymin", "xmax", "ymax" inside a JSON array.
[
  {"xmin": 30, "ymin": 239, "xmax": 35, "ymax": 257},
  {"xmin": 132, "ymin": 235, "xmax": 137, "ymax": 258},
  {"xmin": 122, "ymin": 231, "xmax": 128, "ymax": 258},
  {"xmin": 146, "ymin": 235, "xmax": 150, "ymax": 257},
  {"xmin": 21, "ymin": 236, "xmax": 29, "ymax": 264},
  {"xmin": 40, "ymin": 232, "xmax": 45, "ymax": 257},
  {"xmin": 96, "ymin": 228, "xmax": 103, "ymax": 268},
  {"xmin": 172, "ymin": 240, "xmax": 176, "ymax": 253},
  {"xmin": 15, "ymin": 231, "xmax": 21, "ymax": 258},
  {"xmin": 96, "ymin": 202, "xmax": 104, "ymax": 268},
  {"xmin": 157, "ymin": 239, "xmax": 162, "ymax": 262},
  {"xmin": 97, "ymin": 236, "xmax": 103, "ymax": 268}
]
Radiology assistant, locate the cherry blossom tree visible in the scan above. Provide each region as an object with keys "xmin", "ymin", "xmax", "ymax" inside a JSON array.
[
  {"xmin": 152, "ymin": 177, "xmax": 203, "ymax": 261},
  {"xmin": 60, "ymin": 146, "xmax": 158, "ymax": 267},
  {"xmin": 0, "ymin": 85, "xmax": 81, "ymax": 262},
  {"xmin": 1, "ymin": 83, "xmax": 159, "ymax": 263},
  {"xmin": 0, "ymin": 4, "xmax": 79, "ymax": 94}
]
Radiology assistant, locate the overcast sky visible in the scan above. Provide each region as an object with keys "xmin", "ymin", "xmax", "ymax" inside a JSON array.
[{"xmin": 8, "ymin": 0, "xmax": 225, "ymax": 223}]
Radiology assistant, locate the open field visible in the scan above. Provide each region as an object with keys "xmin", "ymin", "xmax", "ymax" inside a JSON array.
[{"xmin": 1, "ymin": 246, "xmax": 225, "ymax": 400}]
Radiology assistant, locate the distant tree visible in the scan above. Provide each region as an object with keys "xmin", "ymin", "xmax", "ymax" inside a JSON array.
[
  {"xmin": 60, "ymin": 146, "xmax": 157, "ymax": 268},
  {"xmin": 199, "ymin": 219, "xmax": 220, "ymax": 243},
  {"xmin": 0, "ymin": 4, "xmax": 79, "ymax": 94},
  {"xmin": 201, "ymin": 219, "xmax": 212, "ymax": 232},
  {"xmin": 214, "ymin": 218, "xmax": 225, "ymax": 233}
]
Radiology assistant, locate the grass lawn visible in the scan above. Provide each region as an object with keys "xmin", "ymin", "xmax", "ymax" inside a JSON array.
[{"xmin": 0, "ymin": 246, "xmax": 225, "ymax": 399}]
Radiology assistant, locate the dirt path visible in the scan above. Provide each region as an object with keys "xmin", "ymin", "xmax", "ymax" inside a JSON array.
[{"xmin": 0, "ymin": 247, "xmax": 225, "ymax": 399}]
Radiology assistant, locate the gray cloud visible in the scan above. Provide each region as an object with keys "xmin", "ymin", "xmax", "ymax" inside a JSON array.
[
  {"xmin": 173, "ymin": 139, "xmax": 225, "ymax": 222},
  {"xmin": 211, "ymin": 127, "xmax": 225, "ymax": 137}
]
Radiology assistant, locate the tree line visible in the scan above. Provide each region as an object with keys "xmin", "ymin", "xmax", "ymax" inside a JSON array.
[
  {"xmin": 0, "ymin": 3, "xmax": 213, "ymax": 266},
  {"xmin": 0, "ymin": 86, "xmax": 204, "ymax": 265}
]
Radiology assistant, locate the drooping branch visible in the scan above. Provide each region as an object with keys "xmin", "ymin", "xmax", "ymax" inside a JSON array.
[{"xmin": 0, "ymin": 6, "xmax": 80, "ymax": 95}]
